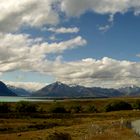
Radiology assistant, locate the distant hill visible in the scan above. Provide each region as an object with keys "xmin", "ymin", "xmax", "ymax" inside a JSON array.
[
  {"xmin": 8, "ymin": 85, "xmax": 31, "ymax": 97},
  {"xmin": 32, "ymin": 82, "xmax": 124, "ymax": 98},
  {"xmin": 0, "ymin": 81, "xmax": 17, "ymax": 96}
]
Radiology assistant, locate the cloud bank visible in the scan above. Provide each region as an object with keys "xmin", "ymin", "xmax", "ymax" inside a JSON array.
[
  {"xmin": 5, "ymin": 81, "xmax": 46, "ymax": 91},
  {"xmin": 60, "ymin": 0, "xmax": 140, "ymax": 17},
  {"xmin": 0, "ymin": 33, "xmax": 86, "ymax": 73},
  {"xmin": 38, "ymin": 57, "xmax": 140, "ymax": 88}
]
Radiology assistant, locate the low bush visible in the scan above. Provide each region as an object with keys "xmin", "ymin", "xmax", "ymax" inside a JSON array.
[
  {"xmin": 84, "ymin": 105, "xmax": 97, "ymax": 113},
  {"xmin": 46, "ymin": 132, "xmax": 71, "ymax": 140},
  {"xmin": 15, "ymin": 101, "xmax": 38, "ymax": 113},
  {"xmin": 132, "ymin": 100, "xmax": 140, "ymax": 109},
  {"xmin": 49, "ymin": 104, "xmax": 67, "ymax": 113},
  {"xmin": 104, "ymin": 101, "xmax": 132, "ymax": 112},
  {"xmin": 69, "ymin": 105, "xmax": 82, "ymax": 113},
  {"xmin": 0, "ymin": 103, "xmax": 11, "ymax": 113}
]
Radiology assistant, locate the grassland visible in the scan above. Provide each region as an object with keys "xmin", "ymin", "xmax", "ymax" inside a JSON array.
[{"xmin": 0, "ymin": 98, "xmax": 140, "ymax": 140}]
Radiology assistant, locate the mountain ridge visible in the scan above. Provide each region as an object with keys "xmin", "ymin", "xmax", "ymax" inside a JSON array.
[
  {"xmin": 33, "ymin": 82, "xmax": 125, "ymax": 98},
  {"xmin": 1, "ymin": 81, "xmax": 140, "ymax": 97},
  {"xmin": 8, "ymin": 85, "xmax": 31, "ymax": 97},
  {"xmin": 0, "ymin": 81, "xmax": 17, "ymax": 96}
]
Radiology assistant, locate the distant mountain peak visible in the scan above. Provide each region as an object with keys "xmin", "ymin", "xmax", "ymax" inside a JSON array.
[
  {"xmin": 0, "ymin": 81, "xmax": 17, "ymax": 96},
  {"xmin": 0, "ymin": 81, "xmax": 6, "ymax": 86},
  {"xmin": 53, "ymin": 81, "xmax": 64, "ymax": 85},
  {"xmin": 32, "ymin": 82, "xmax": 123, "ymax": 98},
  {"xmin": 50, "ymin": 81, "xmax": 69, "ymax": 88}
]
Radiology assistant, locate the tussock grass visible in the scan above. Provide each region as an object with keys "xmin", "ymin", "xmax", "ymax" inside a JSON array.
[{"xmin": 0, "ymin": 98, "xmax": 140, "ymax": 139}]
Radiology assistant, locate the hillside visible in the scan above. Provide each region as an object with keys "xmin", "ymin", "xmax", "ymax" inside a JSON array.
[
  {"xmin": 33, "ymin": 82, "xmax": 124, "ymax": 98},
  {"xmin": 0, "ymin": 81, "xmax": 17, "ymax": 96}
]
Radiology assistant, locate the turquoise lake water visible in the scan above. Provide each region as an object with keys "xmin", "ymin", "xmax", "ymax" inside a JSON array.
[{"xmin": 0, "ymin": 96, "xmax": 53, "ymax": 102}]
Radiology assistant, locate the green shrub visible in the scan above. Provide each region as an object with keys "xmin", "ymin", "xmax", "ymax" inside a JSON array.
[
  {"xmin": 104, "ymin": 101, "xmax": 132, "ymax": 112},
  {"xmin": 132, "ymin": 100, "xmax": 140, "ymax": 109},
  {"xmin": 46, "ymin": 132, "xmax": 71, "ymax": 140},
  {"xmin": 0, "ymin": 103, "xmax": 11, "ymax": 113},
  {"xmin": 15, "ymin": 101, "xmax": 38, "ymax": 113},
  {"xmin": 49, "ymin": 104, "xmax": 67, "ymax": 113},
  {"xmin": 84, "ymin": 105, "xmax": 97, "ymax": 113},
  {"xmin": 69, "ymin": 105, "xmax": 82, "ymax": 113}
]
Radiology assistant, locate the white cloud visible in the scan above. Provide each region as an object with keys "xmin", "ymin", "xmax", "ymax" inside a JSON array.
[
  {"xmin": 1, "ymin": 0, "xmax": 140, "ymax": 89},
  {"xmin": 98, "ymin": 25, "xmax": 111, "ymax": 32},
  {"xmin": 136, "ymin": 54, "xmax": 140, "ymax": 57},
  {"xmin": 0, "ymin": 0, "xmax": 59, "ymax": 32},
  {"xmin": 1, "ymin": 0, "xmax": 140, "ymax": 32},
  {"xmin": 48, "ymin": 27, "xmax": 79, "ymax": 34},
  {"xmin": 5, "ymin": 81, "xmax": 47, "ymax": 91},
  {"xmin": 0, "ymin": 33, "xmax": 86, "ymax": 73},
  {"xmin": 108, "ymin": 14, "xmax": 114, "ymax": 22},
  {"xmin": 49, "ymin": 35, "xmax": 57, "ymax": 41},
  {"xmin": 60, "ymin": 0, "xmax": 140, "ymax": 17},
  {"xmin": 4, "ymin": 57, "xmax": 140, "ymax": 89},
  {"xmin": 98, "ymin": 14, "xmax": 114, "ymax": 32},
  {"xmin": 1, "ymin": 33, "xmax": 140, "ymax": 88},
  {"xmin": 37, "ymin": 57, "xmax": 140, "ymax": 88}
]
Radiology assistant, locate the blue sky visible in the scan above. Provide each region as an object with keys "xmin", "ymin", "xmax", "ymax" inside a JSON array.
[{"xmin": 1, "ymin": 0, "xmax": 140, "ymax": 89}]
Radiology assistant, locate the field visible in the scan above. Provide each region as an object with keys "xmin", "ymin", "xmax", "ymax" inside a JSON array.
[{"xmin": 0, "ymin": 98, "xmax": 140, "ymax": 140}]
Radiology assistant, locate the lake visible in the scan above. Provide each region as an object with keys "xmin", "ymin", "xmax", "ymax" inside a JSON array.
[
  {"xmin": 131, "ymin": 120, "xmax": 140, "ymax": 135},
  {"xmin": 0, "ymin": 96, "xmax": 54, "ymax": 102}
]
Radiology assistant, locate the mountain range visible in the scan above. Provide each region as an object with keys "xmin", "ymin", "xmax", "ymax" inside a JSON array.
[
  {"xmin": 33, "ymin": 82, "xmax": 124, "ymax": 97},
  {"xmin": 1, "ymin": 81, "xmax": 140, "ymax": 98},
  {"xmin": 8, "ymin": 85, "xmax": 31, "ymax": 97}
]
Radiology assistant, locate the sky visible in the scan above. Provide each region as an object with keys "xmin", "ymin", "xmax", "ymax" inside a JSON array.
[{"xmin": 1, "ymin": 0, "xmax": 140, "ymax": 90}]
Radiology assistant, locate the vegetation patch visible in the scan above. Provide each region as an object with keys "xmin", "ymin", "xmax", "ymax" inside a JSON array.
[
  {"xmin": 104, "ymin": 101, "xmax": 132, "ymax": 112},
  {"xmin": 46, "ymin": 132, "xmax": 72, "ymax": 140}
]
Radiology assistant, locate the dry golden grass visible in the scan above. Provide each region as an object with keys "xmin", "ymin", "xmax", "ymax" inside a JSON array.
[
  {"xmin": 0, "ymin": 119, "xmax": 139, "ymax": 140},
  {"xmin": 0, "ymin": 98, "xmax": 140, "ymax": 139},
  {"xmin": 0, "ymin": 116, "xmax": 138, "ymax": 140}
]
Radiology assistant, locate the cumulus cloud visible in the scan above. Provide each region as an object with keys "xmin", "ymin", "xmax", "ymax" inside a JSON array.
[
  {"xmin": 37, "ymin": 57, "xmax": 140, "ymax": 88},
  {"xmin": 47, "ymin": 27, "xmax": 79, "ymax": 34},
  {"xmin": 1, "ymin": 0, "xmax": 140, "ymax": 89},
  {"xmin": 60, "ymin": 0, "xmax": 140, "ymax": 17},
  {"xmin": 1, "ymin": 32, "xmax": 140, "ymax": 88},
  {"xmin": 2, "ymin": 0, "xmax": 140, "ymax": 32},
  {"xmin": 0, "ymin": 0, "xmax": 59, "ymax": 32},
  {"xmin": 0, "ymin": 33, "xmax": 86, "ymax": 73},
  {"xmin": 1, "ymin": 0, "xmax": 140, "ymax": 32},
  {"xmin": 3, "ymin": 57, "xmax": 140, "ymax": 89}
]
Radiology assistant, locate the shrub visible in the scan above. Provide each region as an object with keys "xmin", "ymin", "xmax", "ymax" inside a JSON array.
[
  {"xmin": 49, "ymin": 104, "xmax": 67, "ymax": 113},
  {"xmin": 0, "ymin": 103, "xmax": 11, "ymax": 113},
  {"xmin": 15, "ymin": 101, "xmax": 38, "ymax": 113},
  {"xmin": 84, "ymin": 105, "xmax": 97, "ymax": 113},
  {"xmin": 104, "ymin": 101, "xmax": 132, "ymax": 112},
  {"xmin": 132, "ymin": 100, "xmax": 140, "ymax": 109},
  {"xmin": 46, "ymin": 132, "xmax": 71, "ymax": 140},
  {"xmin": 69, "ymin": 105, "xmax": 82, "ymax": 113}
]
